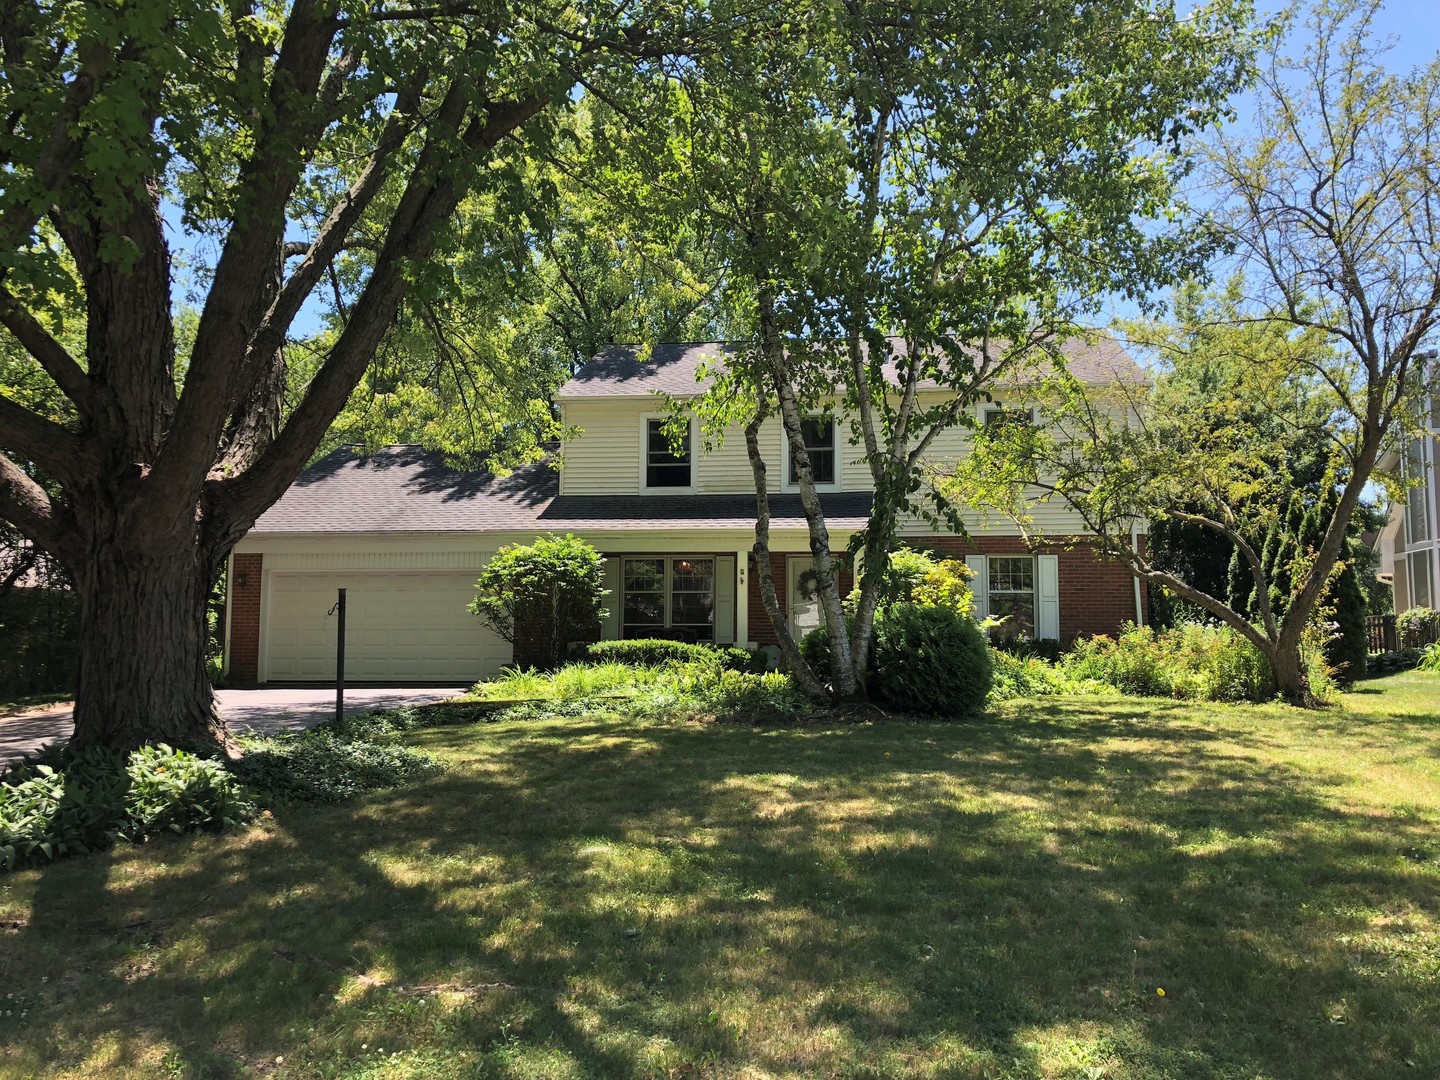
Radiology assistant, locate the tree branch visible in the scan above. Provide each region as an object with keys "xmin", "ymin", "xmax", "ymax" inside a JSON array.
[{"xmin": 0, "ymin": 286, "xmax": 93, "ymax": 415}]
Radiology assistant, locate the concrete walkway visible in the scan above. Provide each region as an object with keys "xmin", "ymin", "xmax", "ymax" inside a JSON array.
[{"xmin": 0, "ymin": 687, "xmax": 465, "ymax": 764}]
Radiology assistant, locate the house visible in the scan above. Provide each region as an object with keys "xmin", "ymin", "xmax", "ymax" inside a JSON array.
[
  {"xmin": 224, "ymin": 339, "xmax": 1149, "ymax": 685},
  {"xmin": 1376, "ymin": 368, "xmax": 1439, "ymax": 611}
]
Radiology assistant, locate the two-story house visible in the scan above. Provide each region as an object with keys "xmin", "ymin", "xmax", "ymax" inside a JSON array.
[
  {"xmin": 224, "ymin": 340, "xmax": 1149, "ymax": 685},
  {"xmin": 1376, "ymin": 373, "xmax": 1439, "ymax": 612}
]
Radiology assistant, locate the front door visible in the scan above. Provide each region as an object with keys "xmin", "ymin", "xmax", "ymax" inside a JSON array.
[{"xmin": 787, "ymin": 556, "xmax": 824, "ymax": 641}]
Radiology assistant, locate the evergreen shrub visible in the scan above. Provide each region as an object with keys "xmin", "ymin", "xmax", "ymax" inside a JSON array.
[{"xmin": 872, "ymin": 603, "xmax": 993, "ymax": 716}]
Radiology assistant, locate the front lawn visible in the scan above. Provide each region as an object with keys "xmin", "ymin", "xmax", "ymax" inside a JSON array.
[{"xmin": 2, "ymin": 674, "xmax": 1439, "ymax": 1078}]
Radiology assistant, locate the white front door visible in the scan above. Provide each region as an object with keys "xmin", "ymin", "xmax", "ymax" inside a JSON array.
[{"xmin": 788, "ymin": 556, "xmax": 824, "ymax": 641}]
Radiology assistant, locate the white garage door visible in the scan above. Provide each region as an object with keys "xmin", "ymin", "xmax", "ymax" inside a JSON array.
[{"xmin": 265, "ymin": 572, "xmax": 509, "ymax": 683}]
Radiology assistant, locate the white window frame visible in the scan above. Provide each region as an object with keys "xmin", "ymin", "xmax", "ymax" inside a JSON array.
[
  {"xmin": 639, "ymin": 415, "xmax": 697, "ymax": 494},
  {"xmin": 781, "ymin": 414, "xmax": 842, "ymax": 492},
  {"xmin": 619, "ymin": 555, "xmax": 718, "ymax": 642}
]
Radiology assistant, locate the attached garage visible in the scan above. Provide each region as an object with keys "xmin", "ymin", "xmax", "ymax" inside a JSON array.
[{"xmin": 262, "ymin": 571, "xmax": 508, "ymax": 684}]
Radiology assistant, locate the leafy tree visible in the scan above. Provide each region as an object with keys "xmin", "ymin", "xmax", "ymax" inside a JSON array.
[
  {"xmin": 314, "ymin": 134, "xmax": 732, "ymax": 464},
  {"xmin": 469, "ymin": 534, "xmax": 606, "ymax": 671},
  {"xmin": 595, "ymin": 0, "xmax": 1255, "ymax": 701},
  {"xmin": 0, "ymin": 0, "xmax": 740, "ymax": 750},
  {"xmin": 972, "ymin": 0, "xmax": 1440, "ymax": 705}
]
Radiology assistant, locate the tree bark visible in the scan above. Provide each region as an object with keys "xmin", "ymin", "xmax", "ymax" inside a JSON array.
[
  {"xmin": 1267, "ymin": 638, "xmax": 1314, "ymax": 709},
  {"xmin": 69, "ymin": 537, "xmax": 226, "ymax": 752}
]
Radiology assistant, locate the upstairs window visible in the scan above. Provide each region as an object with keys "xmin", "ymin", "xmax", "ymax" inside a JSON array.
[
  {"xmin": 646, "ymin": 419, "xmax": 692, "ymax": 489},
  {"xmin": 788, "ymin": 417, "xmax": 837, "ymax": 485},
  {"xmin": 983, "ymin": 406, "xmax": 1035, "ymax": 430}
]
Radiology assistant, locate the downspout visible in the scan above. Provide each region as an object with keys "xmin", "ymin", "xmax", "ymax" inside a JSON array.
[
  {"xmin": 222, "ymin": 551, "xmax": 235, "ymax": 678},
  {"xmin": 1131, "ymin": 521, "xmax": 1145, "ymax": 626}
]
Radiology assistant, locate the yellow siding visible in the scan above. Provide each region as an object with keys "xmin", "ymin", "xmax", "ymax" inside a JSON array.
[
  {"xmin": 559, "ymin": 399, "xmax": 644, "ymax": 496},
  {"xmin": 557, "ymin": 391, "xmax": 1128, "ymax": 540}
]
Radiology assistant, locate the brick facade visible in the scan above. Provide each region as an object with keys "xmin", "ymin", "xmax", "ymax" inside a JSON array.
[
  {"xmin": 745, "ymin": 536, "xmax": 1145, "ymax": 645},
  {"xmin": 228, "ymin": 553, "xmax": 263, "ymax": 686}
]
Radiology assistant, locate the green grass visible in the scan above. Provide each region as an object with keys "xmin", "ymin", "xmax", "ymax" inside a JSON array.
[{"xmin": 2, "ymin": 674, "xmax": 1440, "ymax": 1078}]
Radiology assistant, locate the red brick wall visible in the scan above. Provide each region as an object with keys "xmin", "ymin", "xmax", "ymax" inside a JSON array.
[
  {"xmin": 747, "ymin": 553, "xmax": 789, "ymax": 645},
  {"xmin": 921, "ymin": 535, "xmax": 1144, "ymax": 641},
  {"xmin": 228, "ymin": 553, "xmax": 263, "ymax": 686},
  {"xmin": 745, "ymin": 552, "xmax": 854, "ymax": 645},
  {"xmin": 749, "ymin": 536, "xmax": 1146, "ymax": 644}
]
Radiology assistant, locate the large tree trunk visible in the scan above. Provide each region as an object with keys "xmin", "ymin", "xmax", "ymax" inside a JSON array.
[
  {"xmin": 69, "ymin": 537, "xmax": 225, "ymax": 752},
  {"xmin": 1268, "ymin": 640, "xmax": 1314, "ymax": 709}
]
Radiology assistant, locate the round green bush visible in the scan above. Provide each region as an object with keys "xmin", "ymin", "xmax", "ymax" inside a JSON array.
[{"xmin": 872, "ymin": 603, "xmax": 992, "ymax": 716}]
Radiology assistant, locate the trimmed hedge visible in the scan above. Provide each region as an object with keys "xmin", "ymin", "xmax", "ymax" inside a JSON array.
[{"xmin": 582, "ymin": 638, "xmax": 764, "ymax": 673}]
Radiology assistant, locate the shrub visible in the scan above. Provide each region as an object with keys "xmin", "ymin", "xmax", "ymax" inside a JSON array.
[
  {"xmin": 1397, "ymin": 607, "xmax": 1440, "ymax": 648},
  {"xmin": 872, "ymin": 603, "xmax": 992, "ymax": 716},
  {"xmin": 798, "ymin": 614, "xmax": 875, "ymax": 686},
  {"xmin": 990, "ymin": 637, "xmax": 1066, "ymax": 663},
  {"xmin": 1, "ymin": 745, "xmax": 254, "ymax": 870},
  {"xmin": 469, "ymin": 534, "xmax": 605, "ymax": 670},
  {"xmin": 582, "ymin": 639, "xmax": 763, "ymax": 672},
  {"xmin": 854, "ymin": 548, "xmax": 976, "ymax": 614},
  {"xmin": 987, "ymin": 650, "xmax": 1109, "ymax": 701},
  {"xmin": 1418, "ymin": 642, "xmax": 1440, "ymax": 672},
  {"xmin": 1058, "ymin": 622, "xmax": 1332, "ymax": 703}
]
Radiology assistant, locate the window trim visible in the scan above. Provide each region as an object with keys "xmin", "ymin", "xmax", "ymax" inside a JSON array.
[
  {"xmin": 780, "ymin": 414, "xmax": 842, "ymax": 492},
  {"xmin": 639, "ymin": 415, "xmax": 697, "ymax": 494}
]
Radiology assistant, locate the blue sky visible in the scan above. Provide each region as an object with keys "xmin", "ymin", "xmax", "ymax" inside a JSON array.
[{"xmin": 170, "ymin": 2, "xmax": 1440, "ymax": 344}]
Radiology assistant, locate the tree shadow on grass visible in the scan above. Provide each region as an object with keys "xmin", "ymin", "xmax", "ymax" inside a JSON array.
[{"xmin": 7, "ymin": 707, "xmax": 1440, "ymax": 1077}]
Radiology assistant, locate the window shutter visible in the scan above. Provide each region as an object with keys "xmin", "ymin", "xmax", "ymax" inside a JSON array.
[
  {"xmin": 600, "ymin": 557, "xmax": 620, "ymax": 640},
  {"xmin": 713, "ymin": 555, "xmax": 736, "ymax": 644},
  {"xmin": 965, "ymin": 555, "xmax": 989, "ymax": 620},
  {"xmin": 1036, "ymin": 554, "xmax": 1060, "ymax": 640}
]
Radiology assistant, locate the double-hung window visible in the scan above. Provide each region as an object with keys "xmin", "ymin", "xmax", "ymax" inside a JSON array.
[
  {"xmin": 646, "ymin": 419, "xmax": 692, "ymax": 489},
  {"xmin": 986, "ymin": 555, "xmax": 1036, "ymax": 640},
  {"xmin": 621, "ymin": 557, "xmax": 716, "ymax": 642},
  {"xmin": 788, "ymin": 417, "xmax": 837, "ymax": 486}
]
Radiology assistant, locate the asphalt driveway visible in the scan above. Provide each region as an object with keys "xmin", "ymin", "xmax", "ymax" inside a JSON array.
[{"xmin": 0, "ymin": 687, "xmax": 465, "ymax": 764}]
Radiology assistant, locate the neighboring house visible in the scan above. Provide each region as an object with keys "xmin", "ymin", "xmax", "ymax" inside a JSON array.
[
  {"xmin": 1376, "ymin": 373, "xmax": 1440, "ymax": 611},
  {"xmin": 225, "ymin": 339, "xmax": 1149, "ymax": 685}
]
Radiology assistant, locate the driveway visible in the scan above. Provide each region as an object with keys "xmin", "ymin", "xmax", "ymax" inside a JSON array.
[{"xmin": 0, "ymin": 687, "xmax": 465, "ymax": 765}]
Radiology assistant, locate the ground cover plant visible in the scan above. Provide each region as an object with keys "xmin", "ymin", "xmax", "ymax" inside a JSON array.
[
  {"xmin": 1, "ymin": 673, "xmax": 1438, "ymax": 1077},
  {"xmin": 232, "ymin": 707, "xmax": 452, "ymax": 806},
  {"xmin": 1, "ymin": 746, "xmax": 254, "ymax": 870}
]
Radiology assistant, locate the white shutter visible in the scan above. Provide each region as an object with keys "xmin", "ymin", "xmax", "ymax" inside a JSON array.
[
  {"xmin": 713, "ymin": 555, "xmax": 736, "ymax": 644},
  {"xmin": 600, "ymin": 557, "xmax": 621, "ymax": 640},
  {"xmin": 1036, "ymin": 554, "xmax": 1060, "ymax": 640},
  {"xmin": 966, "ymin": 555, "xmax": 989, "ymax": 620}
]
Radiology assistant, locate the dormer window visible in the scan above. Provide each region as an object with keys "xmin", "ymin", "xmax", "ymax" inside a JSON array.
[
  {"xmin": 787, "ymin": 417, "xmax": 837, "ymax": 486},
  {"xmin": 646, "ymin": 419, "xmax": 692, "ymax": 489}
]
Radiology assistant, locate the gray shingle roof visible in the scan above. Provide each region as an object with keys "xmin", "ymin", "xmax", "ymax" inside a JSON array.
[
  {"xmin": 559, "ymin": 336, "xmax": 1144, "ymax": 398},
  {"xmin": 248, "ymin": 446, "xmax": 872, "ymax": 536}
]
